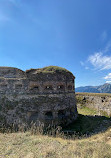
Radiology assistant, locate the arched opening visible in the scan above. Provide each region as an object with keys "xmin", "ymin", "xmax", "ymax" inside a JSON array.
[
  {"xmin": 29, "ymin": 112, "xmax": 38, "ymax": 123},
  {"xmin": 58, "ymin": 110, "xmax": 66, "ymax": 119},
  {"xmin": 68, "ymin": 85, "xmax": 72, "ymax": 90},
  {"xmin": 57, "ymin": 85, "xmax": 64, "ymax": 90},
  {"xmin": 45, "ymin": 111, "xmax": 53, "ymax": 119}
]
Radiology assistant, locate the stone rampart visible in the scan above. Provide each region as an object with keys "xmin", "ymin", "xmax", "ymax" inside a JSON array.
[
  {"xmin": 0, "ymin": 66, "xmax": 77, "ymax": 127},
  {"xmin": 76, "ymin": 93, "xmax": 111, "ymax": 117}
]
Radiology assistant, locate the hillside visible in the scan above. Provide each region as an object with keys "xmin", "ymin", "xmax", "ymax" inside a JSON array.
[
  {"xmin": 0, "ymin": 128, "xmax": 111, "ymax": 158},
  {"xmin": 76, "ymin": 83, "xmax": 111, "ymax": 93},
  {"xmin": 0, "ymin": 101, "xmax": 111, "ymax": 158}
]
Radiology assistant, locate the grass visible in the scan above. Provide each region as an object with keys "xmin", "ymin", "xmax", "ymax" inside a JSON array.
[
  {"xmin": 0, "ymin": 128, "xmax": 111, "ymax": 158},
  {"xmin": 26, "ymin": 65, "xmax": 74, "ymax": 76},
  {"xmin": 0, "ymin": 104, "xmax": 111, "ymax": 158},
  {"xmin": 76, "ymin": 93, "xmax": 111, "ymax": 117},
  {"xmin": 76, "ymin": 92, "xmax": 111, "ymax": 97},
  {"xmin": 77, "ymin": 106, "xmax": 97, "ymax": 116},
  {"xmin": 63, "ymin": 105, "xmax": 111, "ymax": 136}
]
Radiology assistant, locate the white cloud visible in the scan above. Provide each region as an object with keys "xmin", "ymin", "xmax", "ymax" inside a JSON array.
[
  {"xmin": 88, "ymin": 52, "xmax": 111, "ymax": 70},
  {"xmin": 106, "ymin": 81, "xmax": 111, "ymax": 83},
  {"xmin": 104, "ymin": 73, "xmax": 111, "ymax": 84},
  {"xmin": 103, "ymin": 73, "xmax": 111, "ymax": 84},
  {"xmin": 104, "ymin": 73, "xmax": 111, "ymax": 79},
  {"xmin": 81, "ymin": 41, "xmax": 111, "ymax": 71}
]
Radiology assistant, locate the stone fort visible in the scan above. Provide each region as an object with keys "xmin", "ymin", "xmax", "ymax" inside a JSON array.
[{"xmin": 0, "ymin": 66, "xmax": 78, "ymax": 126}]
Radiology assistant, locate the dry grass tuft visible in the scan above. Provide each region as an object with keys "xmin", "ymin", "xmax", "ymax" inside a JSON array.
[
  {"xmin": 76, "ymin": 92, "xmax": 111, "ymax": 97},
  {"xmin": 0, "ymin": 101, "xmax": 111, "ymax": 158},
  {"xmin": 0, "ymin": 129, "xmax": 111, "ymax": 158}
]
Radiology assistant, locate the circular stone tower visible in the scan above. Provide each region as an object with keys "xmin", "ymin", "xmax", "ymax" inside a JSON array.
[
  {"xmin": 0, "ymin": 66, "xmax": 78, "ymax": 127},
  {"xmin": 26, "ymin": 66, "xmax": 78, "ymax": 126}
]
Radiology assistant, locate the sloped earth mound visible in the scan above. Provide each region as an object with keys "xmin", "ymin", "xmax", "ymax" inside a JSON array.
[{"xmin": 63, "ymin": 114, "xmax": 111, "ymax": 137}]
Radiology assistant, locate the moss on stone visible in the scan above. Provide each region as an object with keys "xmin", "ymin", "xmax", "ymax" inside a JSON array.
[{"xmin": 26, "ymin": 66, "xmax": 74, "ymax": 77}]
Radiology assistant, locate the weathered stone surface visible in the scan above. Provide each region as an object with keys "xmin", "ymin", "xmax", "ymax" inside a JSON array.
[
  {"xmin": 0, "ymin": 66, "xmax": 77, "ymax": 127},
  {"xmin": 76, "ymin": 93, "xmax": 111, "ymax": 116}
]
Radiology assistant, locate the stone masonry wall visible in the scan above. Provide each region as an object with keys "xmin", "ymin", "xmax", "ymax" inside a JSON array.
[
  {"xmin": 76, "ymin": 93, "xmax": 111, "ymax": 117},
  {"xmin": 0, "ymin": 66, "xmax": 78, "ymax": 127}
]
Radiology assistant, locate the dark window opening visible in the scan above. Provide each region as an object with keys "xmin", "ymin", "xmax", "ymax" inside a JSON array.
[
  {"xmin": 33, "ymin": 86, "xmax": 39, "ymax": 90},
  {"xmin": 30, "ymin": 86, "xmax": 39, "ymax": 90},
  {"xmin": 68, "ymin": 85, "xmax": 72, "ymax": 90},
  {"xmin": 45, "ymin": 111, "xmax": 53, "ymax": 119},
  {"xmin": 57, "ymin": 85, "xmax": 64, "ymax": 90},
  {"xmin": 29, "ymin": 112, "xmax": 38, "ymax": 123},
  {"xmin": 58, "ymin": 110, "xmax": 66, "ymax": 119},
  {"xmin": 1, "ymin": 84, "xmax": 7, "ymax": 88},
  {"xmin": 45, "ymin": 85, "xmax": 52, "ymax": 90}
]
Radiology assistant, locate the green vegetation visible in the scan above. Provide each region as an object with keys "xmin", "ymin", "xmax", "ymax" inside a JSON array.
[
  {"xmin": 63, "ymin": 105, "xmax": 111, "ymax": 136},
  {"xmin": 0, "ymin": 96, "xmax": 111, "ymax": 158},
  {"xmin": 77, "ymin": 104, "xmax": 110, "ymax": 117},
  {"xmin": 37, "ymin": 66, "xmax": 69, "ymax": 72},
  {"xmin": 64, "ymin": 114, "xmax": 111, "ymax": 136},
  {"xmin": 77, "ymin": 106, "xmax": 97, "ymax": 116},
  {"xmin": 76, "ymin": 95, "xmax": 98, "ymax": 115},
  {"xmin": 76, "ymin": 93, "xmax": 111, "ymax": 117},
  {"xmin": 26, "ymin": 66, "xmax": 74, "ymax": 76}
]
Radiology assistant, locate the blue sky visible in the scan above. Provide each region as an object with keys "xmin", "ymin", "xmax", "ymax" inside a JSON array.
[{"xmin": 1, "ymin": 0, "xmax": 111, "ymax": 87}]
